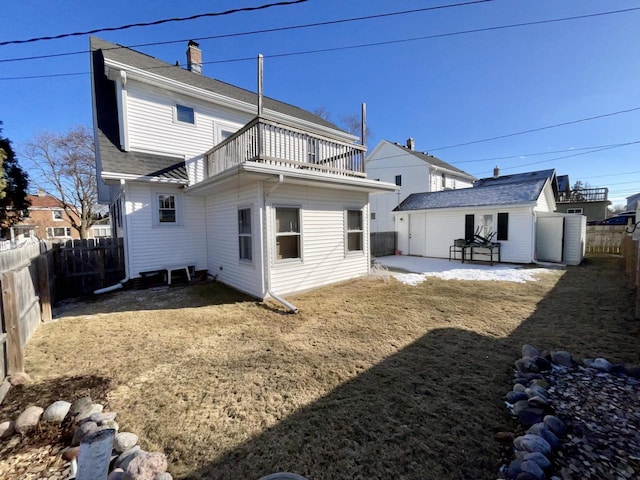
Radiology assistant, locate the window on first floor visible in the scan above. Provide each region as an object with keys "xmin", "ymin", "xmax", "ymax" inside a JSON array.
[
  {"xmin": 275, "ymin": 207, "xmax": 301, "ymax": 260},
  {"xmin": 92, "ymin": 226, "xmax": 111, "ymax": 238},
  {"xmin": 346, "ymin": 209, "xmax": 364, "ymax": 252},
  {"xmin": 46, "ymin": 227, "xmax": 71, "ymax": 238},
  {"xmin": 238, "ymin": 208, "xmax": 252, "ymax": 261},
  {"xmin": 497, "ymin": 212, "xmax": 509, "ymax": 241},
  {"xmin": 157, "ymin": 194, "xmax": 176, "ymax": 224},
  {"xmin": 567, "ymin": 208, "xmax": 583, "ymax": 214},
  {"xmin": 480, "ymin": 214, "xmax": 494, "ymax": 239}
]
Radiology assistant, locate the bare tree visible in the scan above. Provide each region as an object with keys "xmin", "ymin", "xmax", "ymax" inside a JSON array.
[
  {"xmin": 313, "ymin": 107, "xmax": 372, "ymax": 140},
  {"xmin": 24, "ymin": 126, "xmax": 102, "ymax": 239}
]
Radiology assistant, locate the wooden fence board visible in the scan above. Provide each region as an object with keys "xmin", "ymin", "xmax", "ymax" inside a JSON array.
[{"xmin": 585, "ymin": 225, "xmax": 627, "ymax": 254}]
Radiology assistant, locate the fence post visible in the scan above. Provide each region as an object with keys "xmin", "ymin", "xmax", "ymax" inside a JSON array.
[
  {"xmin": 36, "ymin": 254, "xmax": 52, "ymax": 323},
  {"xmin": 1, "ymin": 272, "xmax": 24, "ymax": 374}
]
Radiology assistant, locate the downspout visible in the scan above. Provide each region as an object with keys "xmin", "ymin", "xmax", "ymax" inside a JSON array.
[
  {"xmin": 94, "ymin": 181, "xmax": 130, "ymax": 294},
  {"xmin": 262, "ymin": 174, "xmax": 298, "ymax": 313}
]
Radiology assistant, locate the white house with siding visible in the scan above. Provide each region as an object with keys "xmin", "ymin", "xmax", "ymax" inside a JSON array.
[
  {"xmin": 90, "ymin": 37, "xmax": 395, "ymax": 303},
  {"xmin": 393, "ymin": 169, "xmax": 585, "ymax": 265},
  {"xmin": 366, "ymin": 139, "xmax": 476, "ymax": 234}
]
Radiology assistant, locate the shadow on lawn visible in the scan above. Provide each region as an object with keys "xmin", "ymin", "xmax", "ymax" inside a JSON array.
[
  {"xmin": 185, "ymin": 257, "xmax": 639, "ymax": 480},
  {"xmin": 52, "ymin": 281, "xmax": 255, "ymax": 318}
]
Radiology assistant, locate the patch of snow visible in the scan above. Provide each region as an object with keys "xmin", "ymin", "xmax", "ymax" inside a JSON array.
[{"xmin": 375, "ymin": 255, "xmax": 555, "ymax": 285}]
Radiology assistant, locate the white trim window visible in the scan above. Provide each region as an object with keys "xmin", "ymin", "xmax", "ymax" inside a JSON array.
[
  {"xmin": 46, "ymin": 227, "xmax": 71, "ymax": 239},
  {"xmin": 346, "ymin": 209, "xmax": 364, "ymax": 253},
  {"xmin": 480, "ymin": 214, "xmax": 494, "ymax": 239},
  {"xmin": 157, "ymin": 194, "xmax": 177, "ymax": 224},
  {"xmin": 175, "ymin": 104, "xmax": 195, "ymax": 125},
  {"xmin": 275, "ymin": 207, "xmax": 301, "ymax": 260},
  {"xmin": 52, "ymin": 209, "xmax": 63, "ymax": 221},
  {"xmin": 238, "ymin": 208, "xmax": 252, "ymax": 261},
  {"xmin": 567, "ymin": 208, "xmax": 583, "ymax": 214}
]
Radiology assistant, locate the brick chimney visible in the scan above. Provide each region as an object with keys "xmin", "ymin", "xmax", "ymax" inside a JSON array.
[
  {"xmin": 406, "ymin": 137, "xmax": 415, "ymax": 150},
  {"xmin": 493, "ymin": 166, "xmax": 500, "ymax": 178},
  {"xmin": 186, "ymin": 40, "xmax": 202, "ymax": 74}
]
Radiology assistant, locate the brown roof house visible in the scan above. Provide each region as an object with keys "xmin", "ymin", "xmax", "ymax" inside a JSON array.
[{"xmin": 12, "ymin": 190, "xmax": 80, "ymax": 241}]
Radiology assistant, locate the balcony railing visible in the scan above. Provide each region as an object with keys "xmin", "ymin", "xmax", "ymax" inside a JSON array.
[
  {"xmin": 205, "ymin": 117, "xmax": 366, "ymax": 179},
  {"xmin": 558, "ymin": 187, "xmax": 608, "ymax": 203}
]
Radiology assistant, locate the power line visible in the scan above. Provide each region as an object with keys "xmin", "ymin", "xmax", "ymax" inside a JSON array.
[
  {"xmin": 0, "ymin": 1, "xmax": 493, "ymax": 63},
  {"xmin": 428, "ymin": 108, "xmax": 640, "ymax": 152},
  {"xmin": 0, "ymin": 4, "xmax": 636, "ymax": 68},
  {"xmin": 0, "ymin": 0, "xmax": 308, "ymax": 47}
]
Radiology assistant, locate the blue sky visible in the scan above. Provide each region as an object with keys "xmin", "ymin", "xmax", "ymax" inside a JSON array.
[{"xmin": 1, "ymin": 0, "xmax": 638, "ymax": 207}]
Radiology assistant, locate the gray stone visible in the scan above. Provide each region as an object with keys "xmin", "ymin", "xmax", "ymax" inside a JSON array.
[
  {"xmin": 14, "ymin": 406, "xmax": 44, "ymax": 435},
  {"xmin": 513, "ymin": 434, "xmax": 552, "ymax": 455},
  {"xmin": 528, "ymin": 422, "xmax": 559, "ymax": 449},
  {"xmin": 43, "ymin": 400, "xmax": 72, "ymax": 423},
  {"xmin": 0, "ymin": 420, "xmax": 14, "ymax": 438},
  {"xmin": 528, "ymin": 378, "xmax": 549, "ymax": 389},
  {"xmin": 72, "ymin": 421, "xmax": 98, "ymax": 446},
  {"xmin": 515, "ymin": 471, "xmax": 540, "ymax": 480},
  {"xmin": 520, "ymin": 460, "xmax": 545, "ymax": 480},
  {"xmin": 9, "ymin": 372, "xmax": 32, "ymax": 386},
  {"xmin": 523, "ymin": 452, "xmax": 552, "ymax": 470},
  {"xmin": 76, "ymin": 403, "xmax": 104, "ymax": 422},
  {"xmin": 115, "ymin": 432, "xmax": 139, "ymax": 453},
  {"xmin": 124, "ymin": 451, "xmax": 168, "ymax": 480},
  {"xmin": 525, "ymin": 386, "xmax": 548, "ymax": 399},
  {"xmin": 550, "ymin": 350, "xmax": 573, "ymax": 367},
  {"xmin": 115, "ymin": 446, "xmax": 145, "ymax": 471},
  {"xmin": 100, "ymin": 419, "xmax": 119, "ymax": 432},
  {"xmin": 591, "ymin": 357, "xmax": 613, "ymax": 372},
  {"xmin": 506, "ymin": 391, "xmax": 528, "ymax": 403},
  {"xmin": 517, "ymin": 407, "xmax": 545, "ymax": 427},
  {"xmin": 522, "ymin": 345, "xmax": 540, "ymax": 358},
  {"xmin": 108, "ymin": 469, "xmax": 126, "ymax": 480},
  {"xmin": 513, "ymin": 400, "xmax": 531, "ymax": 415},
  {"xmin": 508, "ymin": 459, "xmax": 522, "ymax": 478},
  {"xmin": 155, "ymin": 474, "xmax": 173, "ymax": 480},
  {"xmin": 533, "ymin": 356, "xmax": 552, "ymax": 372},
  {"xmin": 543, "ymin": 415, "xmax": 567, "ymax": 435},
  {"xmin": 69, "ymin": 396, "xmax": 92, "ymax": 416},
  {"xmin": 513, "ymin": 383, "xmax": 526, "ymax": 393},
  {"xmin": 90, "ymin": 411, "xmax": 117, "ymax": 424},
  {"xmin": 528, "ymin": 395, "xmax": 550, "ymax": 409},
  {"xmin": 515, "ymin": 357, "xmax": 539, "ymax": 374}
]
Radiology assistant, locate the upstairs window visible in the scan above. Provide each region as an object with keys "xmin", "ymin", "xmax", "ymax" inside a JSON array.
[
  {"xmin": 346, "ymin": 209, "xmax": 364, "ymax": 252},
  {"xmin": 238, "ymin": 208, "xmax": 252, "ymax": 261},
  {"xmin": 567, "ymin": 208, "xmax": 583, "ymax": 214},
  {"xmin": 275, "ymin": 207, "xmax": 301, "ymax": 260},
  {"xmin": 176, "ymin": 104, "xmax": 195, "ymax": 124},
  {"xmin": 52, "ymin": 209, "xmax": 63, "ymax": 221},
  {"xmin": 158, "ymin": 194, "xmax": 176, "ymax": 224},
  {"xmin": 395, "ymin": 175, "xmax": 402, "ymax": 186}
]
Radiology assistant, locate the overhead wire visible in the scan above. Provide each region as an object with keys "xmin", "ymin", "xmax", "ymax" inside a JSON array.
[{"xmin": 0, "ymin": 0, "xmax": 309, "ymax": 46}]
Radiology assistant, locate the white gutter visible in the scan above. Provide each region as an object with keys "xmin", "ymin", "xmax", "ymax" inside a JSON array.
[{"xmin": 261, "ymin": 174, "xmax": 298, "ymax": 314}]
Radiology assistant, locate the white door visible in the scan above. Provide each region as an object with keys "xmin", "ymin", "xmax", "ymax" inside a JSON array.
[
  {"xmin": 536, "ymin": 216, "xmax": 564, "ymax": 263},
  {"xmin": 409, "ymin": 213, "xmax": 427, "ymax": 256},
  {"xmin": 397, "ymin": 214, "xmax": 409, "ymax": 255}
]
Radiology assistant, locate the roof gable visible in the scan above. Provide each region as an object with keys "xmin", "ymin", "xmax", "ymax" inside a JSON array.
[{"xmin": 394, "ymin": 178, "xmax": 548, "ymax": 211}]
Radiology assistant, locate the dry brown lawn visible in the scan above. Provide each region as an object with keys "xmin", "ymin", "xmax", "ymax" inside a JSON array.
[{"xmin": 1, "ymin": 255, "xmax": 638, "ymax": 479}]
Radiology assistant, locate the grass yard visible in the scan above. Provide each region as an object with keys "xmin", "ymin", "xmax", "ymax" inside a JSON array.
[{"xmin": 1, "ymin": 255, "xmax": 638, "ymax": 479}]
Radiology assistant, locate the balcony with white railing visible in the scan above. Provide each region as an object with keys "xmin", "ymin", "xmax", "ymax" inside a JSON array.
[{"xmin": 205, "ymin": 117, "xmax": 367, "ymax": 179}]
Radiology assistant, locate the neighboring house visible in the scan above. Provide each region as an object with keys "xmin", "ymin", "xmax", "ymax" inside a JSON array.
[
  {"xmin": 554, "ymin": 175, "xmax": 610, "ymax": 222},
  {"xmin": 90, "ymin": 217, "xmax": 112, "ymax": 238},
  {"xmin": 393, "ymin": 169, "xmax": 585, "ymax": 265},
  {"xmin": 91, "ymin": 37, "xmax": 395, "ymax": 301},
  {"xmin": 12, "ymin": 191, "xmax": 79, "ymax": 241},
  {"xmin": 366, "ymin": 139, "xmax": 476, "ymax": 234},
  {"xmin": 626, "ymin": 192, "xmax": 640, "ymax": 212}
]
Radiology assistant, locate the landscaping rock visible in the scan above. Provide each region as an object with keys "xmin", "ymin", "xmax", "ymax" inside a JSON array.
[
  {"xmin": 124, "ymin": 451, "xmax": 168, "ymax": 480},
  {"xmin": 522, "ymin": 345, "xmax": 540, "ymax": 358},
  {"xmin": 520, "ymin": 460, "xmax": 545, "ymax": 480},
  {"xmin": 115, "ymin": 432, "xmax": 139, "ymax": 453},
  {"xmin": 108, "ymin": 468, "xmax": 126, "ymax": 480},
  {"xmin": 115, "ymin": 446, "xmax": 145, "ymax": 471},
  {"xmin": 512, "ymin": 400, "xmax": 530, "ymax": 415},
  {"xmin": 527, "ymin": 423, "xmax": 559, "ymax": 449},
  {"xmin": 527, "ymin": 395, "xmax": 550, "ymax": 409},
  {"xmin": 76, "ymin": 403, "xmax": 104, "ymax": 422},
  {"xmin": 543, "ymin": 415, "xmax": 566, "ymax": 435},
  {"xmin": 515, "ymin": 357, "xmax": 539, "ymax": 374},
  {"xmin": 14, "ymin": 406, "xmax": 44, "ymax": 435},
  {"xmin": 517, "ymin": 407, "xmax": 545, "ymax": 427},
  {"xmin": 0, "ymin": 420, "xmax": 14, "ymax": 438},
  {"xmin": 529, "ymin": 378, "xmax": 548, "ymax": 389},
  {"xmin": 9, "ymin": 372, "xmax": 32, "ymax": 386},
  {"xmin": 513, "ymin": 383, "xmax": 526, "ymax": 393},
  {"xmin": 506, "ymin": 391, "xmax": 528, "ymax": 403},
  {"xmin": 550, "ymin": 351, "xmax": 572, "ymax": 367},
  {"xmin": 72, "ymin": 421, "xmax": 98, "ymax": 446},
  {"xmin": 513, "ymin": 434, "xmax": 552, "ymax": 455},
  {"xmin": 43, "ymin": 400, "xmax": 72, "ymax": 423},
  {"xmin": 523, "ymin": 452, "xmax": 551, "ymax": 470},
  {"xmin": 533, "ymin": 356, "xmax": 552, "ymax": 372},
  {"xmin": 69, "ymin": 396, "xmax": 92, "ymax": 417},
  {"xmin": 155, "ymin": 473, "xmax": 173, "ymax": 480},
  {"xmin": 515, "ymin": 472, "xmax": 540, "ymax": 480},
  {"xmin": 91, "ymin": 411, "xmax": 117, "ymax": 424},
  {"xmin": 590, "ymin": 357, "xmax": 613, "ymax": 373}
]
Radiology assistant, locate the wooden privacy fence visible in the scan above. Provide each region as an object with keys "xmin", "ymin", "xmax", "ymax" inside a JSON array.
[
  {"xmin": 0, "ymin": 241, "xmax": 53, "ymax": 379},
  {"xmin": 585, "ymin": 225, "xmax": 627, "ymax": 254},
  {"xmin": 54, "ymin": 238, "xmax": 125, "ymax": 300},
  {"xmin": 370, "ymin": 232, "xmax": 397, "ymax": 257}
]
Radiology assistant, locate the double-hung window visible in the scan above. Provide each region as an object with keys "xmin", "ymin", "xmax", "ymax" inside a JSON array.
[
  {"xmin": 346, "ymin": 209, "xmax": 364, "ymax": 252},
  {"xmin": 158, "ymin": 194, "xmax": 176, "ymax": 224},
  {"xmin": 275, "ymin": 207, "xmax": 301, "ymax": 260},
  {"xmin": 238, "ymin": 208, "xmax": 252, "ymax": 261}
]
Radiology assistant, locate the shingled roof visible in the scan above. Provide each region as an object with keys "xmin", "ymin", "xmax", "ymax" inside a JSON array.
[
  {"xmin": 385, "ymin": 142, "xmax": 475, "ymax": 180},
  {"xmin": 91, "ymin": 37, "xmax": 344, "ymax": 181},
  {"xmin": 394, "ymin": 178, "xmax": 548, "ymax": 211}
]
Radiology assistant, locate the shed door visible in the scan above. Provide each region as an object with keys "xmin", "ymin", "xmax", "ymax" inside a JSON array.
[
  {"xmin": 409, "ymin": 213, "xmax": 427, "ymax": 256},
  {"xmin": 536, "ymin": 216, "xmax": 564, "ymax": 263}
]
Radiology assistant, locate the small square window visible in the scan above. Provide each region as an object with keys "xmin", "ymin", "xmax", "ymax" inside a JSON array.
[
  {"xmin": 53, "ymin": 210, "xmax": 63, "ymax": 221},
  {"xmin": 176, "ymin": 104, "xmax": 195, "ymax": 124}
]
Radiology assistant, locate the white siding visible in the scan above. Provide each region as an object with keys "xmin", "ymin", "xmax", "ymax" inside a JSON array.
[
  {"xmin": 204, "ymin": 184, "xmax": 264, "ymax": 298},
  {"xmin": 563, "ymin": 214, "xmax": 586, "ymax": 266},
  {"xmin": 124, "ymin": 183, "xmax": 207, "ymax": 276},
  {"xmin": 267, "ymin": 184, "xmax": 370, "ymax": 295},
  {"xmin": 400, "ymin": 206, "xmax": 535, "ymax": 264},
  {"xmin": 125, "ymin": 80, "xmax": 251, "ymax": 184}
]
